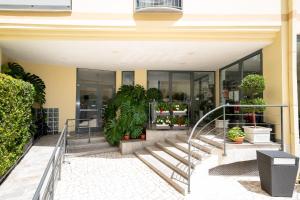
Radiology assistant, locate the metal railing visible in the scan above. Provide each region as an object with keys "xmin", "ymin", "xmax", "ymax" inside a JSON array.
[
  {"xmin": 32, "ymin": 121, "xmax": 68, "ymax": 200},
  {"xmin": 32, "ymin": 118, "xmax": 93, "ymax": 200},
  {"xmin": 68, "ymin": 118, "xmax": 92, "ymax": 144},
  {"xmin": 135, "ymin": 0, "xmax": 182, "ymax": 11},
  {"xmin": 187, "ymin": 104, "xmax": 288, "ymax": 193}
]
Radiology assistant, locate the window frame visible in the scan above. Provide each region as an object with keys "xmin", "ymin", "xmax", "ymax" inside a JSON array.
[
  {"xmin": 219, "ymin": 50, "xmax": 263, "ymax": 104},
  {"xmin": 122, "ymin": 71, "xmax": 135, "ymax": 86}
]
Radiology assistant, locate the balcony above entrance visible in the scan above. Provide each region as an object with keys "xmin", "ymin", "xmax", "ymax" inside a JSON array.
[{"xmin": 135, "ymin": 0, "xmax": 182, "ymax": 13}]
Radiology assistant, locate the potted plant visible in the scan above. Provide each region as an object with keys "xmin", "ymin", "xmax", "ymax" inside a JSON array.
[
  {"xmin": 156, "ymin": 102, "xmax": 170, "ymax": 114},
  {"xmin": 213, "ymin": 108, "xmax": 229, "ymax": 129},
  {"xmin": 240, "ymin": 74, "xmax": 271, "ymax": 143},
  {"xmin": 140, "ymin": 133, "xmax": 146, "ymax": 140},
  {"xmin": 123, "ymin": 133, "xmax": 130, "ymax": 140},
  {"xmin": 155, "ymin": 116, "xmax": 171, "ymax": 129},
  {"xmin": 171, "ymin": 116, "xmax": 188, "ymax": 129},
  {"xmin": 227, "ymin": 127, "xmax": 246, "ymax": 144}
]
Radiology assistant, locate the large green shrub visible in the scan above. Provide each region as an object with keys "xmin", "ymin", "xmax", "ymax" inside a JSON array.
[
  {"xmin": 2, "ymin": 62, "xmax": 46, "ymax": 106},
  {"xmin": 0, "ymin": 74, "xmax": 35, "ymax": 176},
  {"xmin": 104, "ymin": 85, "xmax": 147, "ymax": 145}
]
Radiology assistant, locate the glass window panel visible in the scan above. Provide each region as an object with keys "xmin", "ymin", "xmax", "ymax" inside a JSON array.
[
  {"xmin": 172, "ymin": 72, "xmax": 191, "ymax": 101},
  {"xmin": 148, "ymin": 71, "xmax": 170, "ymax": 101},
  {"xmin": 122, "ymin": 71, "xmax": 134, "ymax": 86},
  {"xmin": 243, "ymin": 54, "xmax": 261, "ymax": 77},
  {"xmin": 192, "ymin": 72, "xmax": 215, "ymax": 123},
  {"xmin": 220, "ymin": 64, "xmax": 240, "ymax": 104},
  {"xmin": 77, "ymin": 69, "xmax": 115, "ymax": 130}
]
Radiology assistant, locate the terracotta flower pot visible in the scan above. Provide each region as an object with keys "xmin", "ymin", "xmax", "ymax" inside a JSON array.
[
  {"xmin": 123, "ymin": 135, "xmax": 130, "ymax": 140},
  {"xmin": 140, "ymin": 134, "xmax": 146, "ymax": 140},
  {"xmin": 234, "ymin": 137, "xmax": 244, "ymax": 144}
]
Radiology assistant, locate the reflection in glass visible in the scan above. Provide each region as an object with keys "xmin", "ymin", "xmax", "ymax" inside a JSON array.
[
  {"xmin": 220, "ymin": 51, "xmax": 263, "ymax": 105},
  {"xmin": 172, "ymin": 72, "xmax": 190, "ymax": 101},
  {"xmin": 77, "ymin": 69, "xmax": 115, "ymax": 131},
  {"xmin": 148, "ymin": 71, "xmax": 169, "ymax": 101},
  {"xmin": 192, "ymin": 72, "xmax": 215, "ymax": 123},
  {"xmin": 220, "ymin": 64, "xmax": 240, "ymax": 104},
  {"xmin": 122, "ymin": 71, "xmax": 134, "ymax": 86},
  {"xmin": 243, "ymin": 54, "xmax": 261, "ymax": 77}
]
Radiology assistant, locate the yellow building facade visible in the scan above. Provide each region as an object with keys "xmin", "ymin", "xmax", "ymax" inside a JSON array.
[{"xmin": 0, "ymin": 0, "xmax": 299, "ymax": 155}]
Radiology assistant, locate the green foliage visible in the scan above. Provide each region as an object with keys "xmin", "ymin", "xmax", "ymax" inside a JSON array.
[
  {"xmin": 227, "ymin": 127, "xmax": 245, "ymax": 141},
  {"xmin": 2, "ymin": 62, "xmax": 46, "ymax": 106},
  {"xmin": 240, "ymin": 74, "xmax": 265, "ymax": 98},
  {"xmin": 171, "ymin": 103, "xmax": 187, "ymax": 111},
  {"xmin": 240, "ymin": 98, "xmax": 266, "ymax": 113},
  {"xmin": 156, "ymin": 102, "xmax": 170, "ymax": 111},
  {"xmin": 0, "ymin": 74, "xmax": 35, "ymax": 176},
  {"xmin": 104, "ymin": 85, "xmax": 148, "ymax": 145},
  {"xmin": 155, "ymin": 116, "xmax": 171, "ymax": 125},
  {"xmin": 240, "ymin": 74, "xmax": 266, "ymax": 126},
  {"xmin": 146, "ymin": 88, "xmax": 163, "ymax": 102},
  {"xmin": 104, "ymin": 119, "xmax": 123, "ymax": 146}
]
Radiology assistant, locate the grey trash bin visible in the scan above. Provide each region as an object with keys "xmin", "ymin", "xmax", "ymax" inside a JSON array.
[{"xmin": 257, "ymin": 150, "xmax": 299, "ymax": 197}]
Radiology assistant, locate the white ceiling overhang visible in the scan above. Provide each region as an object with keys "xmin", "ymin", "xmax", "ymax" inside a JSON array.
[{"xmin": 0, "ymin": 40, "xmax": 271, "ymax": 70}]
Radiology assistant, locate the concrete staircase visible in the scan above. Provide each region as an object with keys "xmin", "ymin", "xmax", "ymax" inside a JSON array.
[
  {"xmin": 67, "ymin": 136, "xmax": 119, "ymax": 156},
  {"xmin": 135, "ymin": 133, "xmax": 281, "ymax": 195},
  {"xmin": 135, "ymin": 134, "xmax": 222, "ymax": 195}
]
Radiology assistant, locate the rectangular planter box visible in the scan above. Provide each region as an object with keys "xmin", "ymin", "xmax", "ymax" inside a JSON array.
[
  {"xmin": 155, "ymin": 111, "xmax": 170, "ymax": 115},
  {"xmin": 243, "ymin": 126, "xmax": 272, "ymax": 143},
  {"xmin": 172, "ymin": 125, "xmax": 187, "ymax": 130},
  {"xmin": 215, "ymin": 120, "xmax": 229, "ymax": 128},
  {"xmin": 172, "ymin": 110, "xmax": 187, "ymax": 115},
  {"xmin": 155, "ymin": 124, "xmax": 170, "ymax": 130}
]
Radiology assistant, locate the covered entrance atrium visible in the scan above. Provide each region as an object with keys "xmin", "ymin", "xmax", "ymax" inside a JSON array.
[{"xmin": 1, "ymin": 32, "xmax": 299, "ymax": 198}]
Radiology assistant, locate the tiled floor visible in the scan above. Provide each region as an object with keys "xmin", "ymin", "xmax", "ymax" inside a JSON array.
[
  {"xmin": 55, "ymin": 152, "xmax": 300, "ymax": 200},
  {"xmin": 0, "ymin": 135, "xmax": 59, "ymax": 200}
]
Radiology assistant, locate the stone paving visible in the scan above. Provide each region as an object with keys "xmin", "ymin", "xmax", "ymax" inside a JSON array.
[
  {"xmin": 0, "ymin": 135, "xmax": 59, "ymax": 200},
  {"xmin": 55, "ymin": 152, "xmax": 184, "ymax": 200},
  {"xmin": 55, "ymin": 152, "xmax": 300, "ymax": 200}
]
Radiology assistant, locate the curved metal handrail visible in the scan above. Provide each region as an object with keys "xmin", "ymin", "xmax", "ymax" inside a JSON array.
[
  {"xmin": 187, "ymin": 104, "xmax": 288, "ymax": 193},
  {"xmin": 188, "ymin": 105, "xmax": 224, "ymax": 143}
]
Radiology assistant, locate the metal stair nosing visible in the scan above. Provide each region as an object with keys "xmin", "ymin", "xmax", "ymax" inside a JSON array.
[
  {"xmin": 145, "ymin": 146, "xmax": 189, "ymax": 179},
  {"xmin": 156, "ymin": 142, "xmax": 197, "ymax": 169},
  {"xmin": 135, "ymin": 150, "xmax": 188, "ymax": 195}
]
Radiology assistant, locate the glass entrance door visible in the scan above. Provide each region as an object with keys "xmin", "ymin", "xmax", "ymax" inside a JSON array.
[
  {"xmin": 76, "ymin": 69, "xmax": 116, "ymax": 134},
  {"xmin": 77, "ymin": 84, "xmax": 101, "ymax": 132}
]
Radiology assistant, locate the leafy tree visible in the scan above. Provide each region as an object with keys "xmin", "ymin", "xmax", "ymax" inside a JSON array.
[{"xmin": 240, "ymin": 74, "xmax": 265, "ymax": 127}]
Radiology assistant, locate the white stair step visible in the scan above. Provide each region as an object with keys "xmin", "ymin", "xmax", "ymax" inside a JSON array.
[
  {"xmin": 156, "ymin": 142, "xmax": 198, "ymax": 169},
  {"xmin": 67, "ymin": 146, "xmax": 119, "ymax": 157},
  {"xmin": 68, "ymin": 141, "xmax": 110, "ymax": 150},
  {"xmin": 135, "ymin": 150, "xmax": 188, "ymax": 195},
  {"xmin": 68, "ymin": 136, "xmax": 106, "ymax": 145},
  {"xmin": 145, "ymin": 146, "xmax": 189, "ymax": 179},
  {"xmin": 166, "ymin": 138, "xmax": 209, "ymax": 160},
  {"xmin": 198, "ymin": 135, "xmax": 224, "ymax": 149},
  {"xmin": 176, "ymin": 134, "xmax": 215, "ymax": 154}
]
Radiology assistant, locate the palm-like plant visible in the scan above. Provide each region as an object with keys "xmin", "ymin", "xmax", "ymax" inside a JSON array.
[{"xmin": 2, "ymin": 62, "xmax": 46, "ymax": 107}]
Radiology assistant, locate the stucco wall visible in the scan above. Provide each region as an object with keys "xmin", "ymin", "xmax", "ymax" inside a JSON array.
[{"xmin": 19, "ymin": 62, "xmax": 76, "ymax": 131}]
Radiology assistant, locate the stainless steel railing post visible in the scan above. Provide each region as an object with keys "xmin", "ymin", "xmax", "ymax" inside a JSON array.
[
  {"xmin": 223, "ymin": 106, "xmax": 226, "ymax": 156},
  {"xmin": 88, "ymin": 120, "xmax": 91, "ymax": 143},
  {"xmin": 50, "ymin": 156, "xmax": 55, "ymax": 200},
  {"xmin": 188, "ymin": 141, "xmax": 191, "ymax": 193},
  {"xmin": 280, "ymin": 106, "xmax": 284, "ymax": 151}
]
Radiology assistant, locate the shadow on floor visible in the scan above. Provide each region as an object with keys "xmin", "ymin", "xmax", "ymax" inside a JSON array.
[
  {"xmin": 34, "ymin": 134, "xmax": 60, "ymax": 147},
  {"xmin": 238, "ymin": 180, "xmax": 270, "ymax": 196},
  {"xmin": 209, "ymin": 160, "xmax": 259, "ymax": 177}
]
